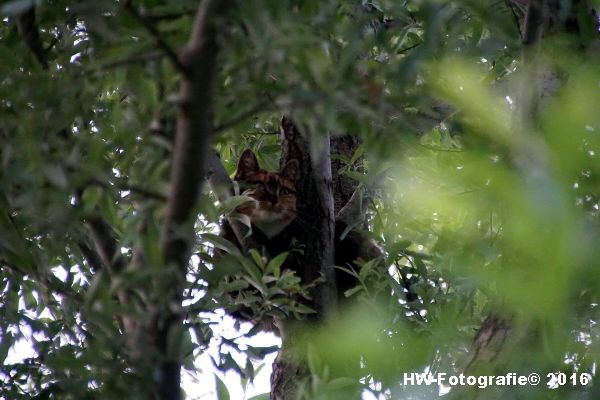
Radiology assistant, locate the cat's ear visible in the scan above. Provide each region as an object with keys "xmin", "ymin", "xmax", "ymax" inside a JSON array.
[
  {"xmin": 281, "ymin": 159, "xmax": 300, "ymax": 182},
  {"xmin": 235, "ymin": 149, "xmax": 259, "ymax": 180}
]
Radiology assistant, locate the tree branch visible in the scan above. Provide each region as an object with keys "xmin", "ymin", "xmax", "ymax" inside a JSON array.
[
  {"xmin": 85, "ymin": 216, "xmax": 127, "ymax": 273},
  {"xmin": 505, "ymin": 0, "xmax": 524, "ymax": 40},
  {"xmin": 157, "ymin": 1, "xmax": 229, "ymax": 399},
  {"xmin": 311, "ymin": 133, "xmax": 337, "ymax": 316},
  {"xmin": 464, "ymin": 313, "xmax": 513, "ymax": 372},
  {"xmin": 0, "ymin": 208, "xmax": 82, "ymax": 303},
  {"xmin": 206, "ymin": 152, "xmax": 234, "ymax": 200},
  {"xmin": 123, "ymin": 0, "xmax": 189, "ymax": 76},
  {"xmin": 1, "ymin": 258, "xmax": 84, "ymax": 304},
  {"xmin": 522, "ymin": 0, "xmax": 545, "ymax": 48},
  {"xmin": 280, "ymin": 117, "xmax": 337, "ymax": 315},
  {"xmin": 519, "ymin": 0, "xmax": 546, "ymax": 125},
  {"xmin": 160, "ymin": 0, "xmax": 226, "ymax": 270},
  {"xmin": 87, "ymin": 51, "xmax": 165, "ymax": 72},
  {"xmin": 81, "ymin": 214, "xmax": 145, "ymax": 361},
  {"xmin": 86, "ymin": 174, "xmax": 167, "ymax": 201},
  {"xmin": 77, "ymin": 242, "xmax": 103, "ymax": 273},
  {"xmin": 213, "ymin": 98, "xmax": 273, "ymax": 133},
  {"xmin": 148, "ymin": 9, "xmax": 197, "ymax": 22},
  {"xmin": 16, "ymin": 7, "xmax": 49, "ymax": 70},
  {"xmin": 205, "ymin": 152, "xmax": 260, "ymax": 253}
]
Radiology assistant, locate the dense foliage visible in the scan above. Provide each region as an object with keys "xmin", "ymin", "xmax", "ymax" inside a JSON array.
[{"xmin": 1, "ymin": 0, "xmax": 600, "ymax": 399}]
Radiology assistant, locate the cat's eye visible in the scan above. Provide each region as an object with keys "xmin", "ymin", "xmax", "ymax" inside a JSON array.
[{"xmin": 280, "ymin": 188, "xmax": 290, "ymax": 196}]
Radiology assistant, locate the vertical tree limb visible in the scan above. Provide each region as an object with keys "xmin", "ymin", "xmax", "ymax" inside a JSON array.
[
  {"xmin": 160, "ymin": 0, "xmax": 224, "ymax": 268},
  {"xmin": 123, "ymin": 0, "xmax": 188, "ymax": 75},
  {"xmin": 310, "ymin": 134, "xmax": 337, "ymax": 317},
  {"xmin": 464, "ymin": 313, "xmax": 513, "ymax": 373},
  {"xmin": 273, "ymin": 118, "xmax": 356, "ymax": 399},
  {"xmin": 82, "ymin": 218, "xmax": 149, "ymax": 359},
  {"xmin": 279, "ymin": 117, "xmax": 336, "ymax": 300},
  {"xmin": 205, "ymin": 152, "xmax": 261, "ymax": 253},
  {"xmin": 16, "ymin": 7, "xmax": 49, "ymax": 70},
  {"xmin": 85, "ymin": 216, "xmax": 127, "ymax": 273},
  {"xmin": 330, "ymin": 135, "xmax": 363, "ymax": 215},
  {"xmin": 156, "ymin": 1, "xmax": 229, "ymax": 399}
]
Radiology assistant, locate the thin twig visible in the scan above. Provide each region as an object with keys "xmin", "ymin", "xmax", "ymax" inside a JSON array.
[
  {"xmin": 397, "ymin": 41, "xmax": 421, "ymax": 54},
  {"xmin": 77, "ymin": 242, "xmax": 103, "ymax": 272},
  {"xmin": 505, "ymin": 0, "xmax": 523, "ymax": 40},
  {"xmin": 64, "ymin": 161, "xmax": 167, "ymax": 200},
  {"xmin": 0, "ymin": 211, "xmax": 84, "ymax": 300},
  {"xmin": 44, "ymin": 31, "xmax": 62, "ymax": 53},
  {"xmin": 213, "ymin": 99, "xmax": 272, "ymax": 133},
  {"xmin": 122, "ymin": 0, "xmax": 188, "ymax": 76},
  {"xmin": 16, "ymin": 7, "xmax": 49, "ymax": 70},
  {"xmin": 87, "ymin": 51, "xmax": 164, "ymax": 72},
  {"xmin": 399, "ymin": 249, "xmax": 434, "ymax": 261},
  {"xmin": 205, "ymin": 152, "xmax": 260, "ymax": 254},
  {"xmin": 522, "ymin": 0, "xmax": 544, "ymax": 47},
  {"xmin": 149, "ymin": 9, "xmax": 197, "ymax": 22},
  {"xmin": 88, "ymin": 175, "xmax": 167, "ymax": 201},
  {"xmin": 1, "ymin": 257, "xmax": 84, "ymax": 304},
  {"xmin": 85, "ymin": 216, "xmax": 127, "ymax": 273}
]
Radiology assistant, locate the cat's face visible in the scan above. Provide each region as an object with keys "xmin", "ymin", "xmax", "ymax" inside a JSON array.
[{"xmin": 234, "ymin": 149, "xmax": 300, "ymax": 238}]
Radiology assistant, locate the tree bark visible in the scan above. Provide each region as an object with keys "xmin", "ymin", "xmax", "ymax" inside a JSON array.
[
  {"xmin": 206, "ymin": 152, "xmax": 261, "ymax": 253},
  {"xmin": 16, "ymin": 6, "xmax": 49, "ymax": 70},
  {"xmin": 330, "ymin": 135, "xmax": 363, "ymax": 215},
  {"xmin": 153, "ymin": 1, "xmax": 229, "ymax": 399},
  {"xmin": 279, "ymin": 117, "xmax": 336, "ymax": 314},
  {"xmin": 271, "ymin": 118, "xmax": 361, "ymax": 399}
]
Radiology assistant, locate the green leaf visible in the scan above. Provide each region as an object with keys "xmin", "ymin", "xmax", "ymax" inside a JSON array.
[
  {"xmin": 247, "ymin": 394, "xmax": 270, "ymax": 400},
  {"xmin": 81, "ymin": 186, "xmax": 102, "ymax": 213},
  {"xmin": 203, "ymin": 233, "xmax": 241, "ymax": 256},
  {"xmin": 249, "ymin": 248, "xmax": 265, "ymax": 269},
  {"xmin": 291, "ymin": 302, "xmax": 316, "ymax": 315},
  {"xmin": 219, "ymin": 195, "xmax": 256, "ymax": 215},
  {"xmin": 265, "ymin": 252, "xmax": 288, "ymax": 276},
  {"xmin": 215, "ymin": 374, "xmax": 230, "ymax": 400},
  {"xmin": 327, "ymin": 377, "xmax": 359, "ymax": 390},
  {"xmin": 343, "ymin": 286, "xmax": 363, "ymax": 298},
  {"xmin": 239, "ymin": 257, "xmax": 266, "ymax": 294},
  {"xmin": 343, "ymin": 170, "xmax": 369, "ymax": 184},
  {"xmin": 229, "ymin": 212, "xmax": 253, "ymax": 233},
  {"xmin": 246, "ymin": 345, "xmax": 280, "ymax": 360},
  {"xmin": 0, "ymin": 333, "xmax": 12, "ymax": 364},
  {"xmin": 225, "ymin": 279, "xmax": 250, "ymax": 292},
  {"xmin": 23, "ymin": 288, "xmax": 38, "ymax": 310},
  {"xmin": 358, "ymin": 258, "xmax": 379, "ymax": 281},
  {"xmin": 348, "ymin": 144, "xmax": 364, "ymax": 166}
]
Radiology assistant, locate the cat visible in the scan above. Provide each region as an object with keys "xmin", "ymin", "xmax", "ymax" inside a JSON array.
[
  {"xmin": 217, "ymin": 149, "xmax": 301, "ymax": 329},
  {"xmin": 220, "ymin": 149, "xmax": 381, "ymax": 325},
  {"xmin": 233, "ymin": 149, "xmax": 300, "ymax": 241}
]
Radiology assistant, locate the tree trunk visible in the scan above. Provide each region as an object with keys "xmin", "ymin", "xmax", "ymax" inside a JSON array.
[{"xmin": 270, "ymin": 118, "xmax": 361, "ymax": 399}]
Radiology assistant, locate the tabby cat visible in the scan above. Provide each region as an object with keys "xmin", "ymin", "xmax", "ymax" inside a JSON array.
[
  {"xmin": 220, "ymin": 149, "xmax": 380, "ymax": 326},
  {"xmin": 233, "ymin": 149, "xmax": 300, "ymax": 241}
]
